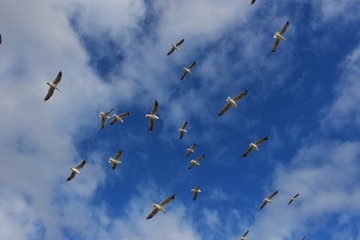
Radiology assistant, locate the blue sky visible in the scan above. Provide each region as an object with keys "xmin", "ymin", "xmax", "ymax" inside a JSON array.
[{"xmin": 0, "ymin": 0, "xmax": 360, "ymax": 239}]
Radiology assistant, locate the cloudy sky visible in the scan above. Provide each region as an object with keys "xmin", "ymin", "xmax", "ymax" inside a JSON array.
[{"xmin": 1, "ymin": 0, "xmax": 360, "ymax": 239}]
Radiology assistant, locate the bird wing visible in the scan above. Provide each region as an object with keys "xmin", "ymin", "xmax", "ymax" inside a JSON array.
[
  {"xmin": 255, "ymin": 136, "xmax": 270, "ymax": 145},
  {"xmin": 268, "ymin": 190, "xmax": 278, "ymax": 199},
  {"xmin": 218, "ymin": 102, "xmax": 231, "ymax": 116},
  {"xmin": 66, "ymin": 171, "xmax": 76, "ymax": 182},
  {"xmin": 187, "ymin": 163, "xmax": 194, "ymax": 169},
  {"xmin": 233, "ymin": 90, "xmax": 248, "ymax": 101},
  {"xmin": 114, "ymin": 150, "xmax": 123, "ymax": 161},
  {"xmin": 109, "ymin": 117, "xmax": 118, "ymax": 126},
  {"xmin": 271, "ymin": 38, "xmax": 281, "ymax": 53},
  {"xmin": 101, "ymin": 117, "xmax": 106, "ymax": 130},
  {"xmin": 146, "ymin": 208, "xmax": 159, "ymax": 219},
  {"xmin": 179, "ymin": 131, "xmax": 185, "ymax": 139},
  {"xmin": 166, "ymin": 47, "xmax": 176, "ymax": 56},
  {"xmin": 160, "ymin": 194, "xmax": 176, "ymax": 206},
  {"xmin": 187, "ymin": 61, "xmax": 196, "ymax": 70},
  {"xmin": 251, "ymin": 0, "xmax": 256, "ymax": 4},
  {"xmin": 259, "ymin": 201, "xmax": 267, "ymax": 209},
  {"xmin": 105, "ymin": 108, "xmax": 114, "ymax": 116},
  {"xmin": 44, "ymin": 87, "xmax": 55, "ymax": 101},
  {"xmin": 53, "ymin": 71, "xmax": 62, "ymax": 85},
  {"xmin": 112, "ymin": 162, "xmax": 118, "ymax": 170},
  {"xmin": 175, "ymin": 38, "xmax": 185, "ymax": 47},
  {"xmin": 75, "ymin": 160, "xmax": 87, "ymax": 170},
  {"xmin": 182, "ymin": 121, "xmax": 188, "ymax": 129},
  {"xmin": 293, "ymin": 193, "xmax": 300, "ymax": 198},
  {"xmin": 180, "ymin": 70, "xmax": 188, "ymax": 80},
  {"xmin": 193, "ymin": 191, "xmax": 198, "ymax": 201},
  {"xmin": 151, "ymin": 100, "xmax": 159, "ymax": 115},
  {"xmin": 242, "ymin": 230, "xmax": 249, "ymax": 237},
  {"xmin": 148, "ymin": 118, "xmax": 155, "ymax": 132},
  {"xmin": 241, "ymin": 146, "xmax": 253, "ymax": 158},
  {"xmin": 190, "ymin": 143, "xmax": 197, "ymax": 150},
  {"xmin": 119, "ymin": 112, "xmax": 131, "ymax": 118},
  {"xmin": 279, "ymin": 20, "xmax": 290, "ymax": 35}
]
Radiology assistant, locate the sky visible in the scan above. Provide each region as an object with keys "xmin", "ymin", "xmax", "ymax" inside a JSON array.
[{"xmin": 0, "ymin": 0, "xmax": 360, "ymax": 239}]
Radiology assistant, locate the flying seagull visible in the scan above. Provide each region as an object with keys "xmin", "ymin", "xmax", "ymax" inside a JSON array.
[
  {"xmin": 145, "ymin": 99, "xmax": 159, "ymax": 132},
  {"xmin": 240, "ymin": 229, "xmax": 250, "ymax": 240},
  {"xmin": 272, "ymin": 20, "xmax": 290, "ymax": 53},
  {"xmin": 109, "ymin": 112, "xmax": 131, "ymax": 126},
  {"xmin": 288, "ymin": 193, "xmax": 300, "ymax": 205},
  {"xmin": 218, "ymin": 90, "xmax": 248, "ymax": 116},
  {"xmin": 191, "ymin": 186, "xmax": 201, "ymax": 201},
  {"xmin": 259, "ymin": 190, "xmax": 278, "ymax": 209},
  {"xmin": 250, "ymin": 0, "xmax": 256, "ymax": 5},
  {"xmin": 180, "ymin": 61, "xmax": 196, "ymax": 80},
  {"xmin": 178, "ymin": 121, "xmax": 188, "ymax": 139},
  {"xmin": 188, "ymin": 154, "xmax": 205, "ymax": 170},
  {"xmin": 146, "ymin": 194, "xmax": 176, "ymax": 219},
  {"xmin": 66, "ymin": 159, "xmax": 86, "ymax": 182},
  {"xmin": 166, "ymin": 38, "xmax": 185, "ymax": 56},
  {"xmin": 186, "ymin": 143, "xmax": 197, "ymax": 157},
  {"xmin": 99, "ymin": 108, "xmax": 114, "ymax": 130},
  {"xmin": 44, "ymin": 71, "xmax": 62, "ymax": 101},
  {"xmin": 242, "ymin": 136, "xmax": 270, "ymax": 158},
  {"xmin": 108, "ymin": 150, "xmax": 123, "ymax": 170}
]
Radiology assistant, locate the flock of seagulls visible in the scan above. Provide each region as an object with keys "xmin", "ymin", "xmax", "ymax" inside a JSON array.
[{"xmin": 0, "ymin": 2, "xmax": 302, "ymax": 237}]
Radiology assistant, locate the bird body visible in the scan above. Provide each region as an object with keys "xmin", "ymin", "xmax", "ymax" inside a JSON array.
[
  {"xmin": 66, "ymin": 160, "xmax": 86, "ymax": 182},
  {"xmin": 188, "ymin": 154, "xmax": 205, "ymax": 169},
  {"xmin": 44, "ymin": 71, "xmax": 62, "ymax": 101},
  {"xmin": 180, "ymin": 61, "xmax": 196, "ymax": 80},
  {"xmin": 108, "ymin": 150, "xmax": 123, "ymax": 170},
  {"xmin": 288, "ymin": 193, "xmax": 300, "ymax": 205},
  {"xmin": 191, "ymin": 186, "xmax": 201, "ymax": 201},
  {"xmin": 218, "ymin": 90, "xmax": 248, "ymax": 116},
  {"xmin": 178, "ymin": 121, "xmax": 188, "ymax": 139},
  {"xmin": 146, "ymin": 194, "xmax": 176, "ymax": 219},
  {"xmin": 272, "ymin": 20, "xmax": 289, "ymax": 53},
  {"xmin": 166, "ymin": 38, "xmax": 184, "ymax": 56},
  {"xmin": 186, "ymin": 143, "xmax": 197, "ymax": 157},
  {"xmin": 146, "ymin": 100, "xmax": 159, "ymax": 132},
  {"xmin": 109, "ymin": 112, "xmax": 131, "ymax": 126},
  {"xmin": 259, "ymin": 190, "xmax": 278, "ymax": 209},
  {"xmin": 242, "ymin": 136, "xmax": 269, "ymax": 158},
  {"xmin": 99, "ymin": 108, "xmax": 114, "ymax": 130}
]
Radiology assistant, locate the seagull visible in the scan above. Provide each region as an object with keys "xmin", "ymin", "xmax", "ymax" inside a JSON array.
[
  {"xmin": 108, "ymin": 150, "xmax": 123, "ymax": 170},
  {"xmin": 191, "ymin": 186, "xmax": 201, "ymax": 201},
  {"xmin": 272, "ymin": 20, "xmax": 290, "ymax": 53},
  {"xmin": 288, "ymin": 193, "xmax": 300, "ymax": 205},
  {"xmin": 66, "ymin": 160, "xmax": 86, "ymax": 182},
  {"xmin": 178, "ymin": 121, "xmax": 188, "ymax": 139},
  {"xmin": 99, "ymin": 108, "xmax": 114, "ymax": 130},
  {"xmin": 188, "ymin": 154, "xmax": 205, "ymax": 170},
  {"xmin": 44, "ymin": 71, "xmax": 62, "ymax": 101},
  {"xmin": 166, "ymin": 38, "xmax": 185, "ymax": 56},
  {"xmin": 240, "ymin": 229, "xmax": 250, "ymax": 240},
  {"xmin": 180, "ymin": 61, "xmax": 196, "ymax": 80},
  {"xmin": 146, "ymin": 194, "xmax": 176, "ymax": 219},
  {"xmin": 218, "ymin": 90, "xmax": 248, "ymax": 116},
  {"xmin": 145, "ymin": 99, "xmax": 159, "ymax": 132},
  {"xmin": 259, "ymin": 190, "xmax": 278, "ymax": 209},
  {"xmin": 186, "ymin": 143, "xmax": 197, "ymax": 157},
  {"xmin": 241, "ymin": 136, "xmax": 270, "ymax": 158},
  {"xmin": 109, "ymin": 112, "xmax": 131, "ymax": 126},
  {"xmin": 250, "ymin": 0, "xmax": 256, "ymax": 5}
]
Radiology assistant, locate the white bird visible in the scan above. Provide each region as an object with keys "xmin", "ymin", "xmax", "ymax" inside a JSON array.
[
  {"xmin": 259, "ymin": 190, "xmax": 278, "ymax": 209},
  {"xmin": 180, "ymin": 61, "xmax": 196, "ymax": 80},
  {"xmin": 66, "ymin": 160, "xmax": 86, "ymax": 182},
  {"xmin": 166, "ymin": 38, "xmax": 185, "ymax": 56},
  {"xmin": 191, "ymin": 186, "xmax": 201, "ymax": 201},
  {"xmin": 109, "ymin": 112, "xmax": 131, "ymax": 126},
  {"xmin": 145, "ymin": 99, "xmax": 159, "ymax": 132},
  {"xmin": 288, "ymin": 193, "xmax": 300, "ymax": 205},
  {"xmin": 99, "ymin": 108, "xmax": 114, "ymax": 130},
  {"xmin": 108, "ymin": 150, "xmax": 123, "ymax": 170},
  {"xmin": 146, "ymin": 194, "xmax": 176, "ymax": 219},
  {"xmin": 178, "ymin": 121, "xmax": 188, "ymax": 139},
  {"xmin": 240, "ymin": 229, "xmax": 250, "ymax": 240},
  {"xmin": 218, "ymin": 90, "xmax": 248, "ymax": 116},
  {"xmin": 188, "ymin": 154, "xmax": 205, "ymax": 170},
  {"xmin": 272, "ymin": 20, "xmax": 290, "ymax": 53},
  {"xmin": 44, "ymin": 71, "xmax": 62, "ymax": 101},
  {"xmin": 186, "ymin": 143, "xmax": 197, "ymax": 157},
  {"xmin": 241, "ymin": 136, "xmax": 270, "ymax": 158}
]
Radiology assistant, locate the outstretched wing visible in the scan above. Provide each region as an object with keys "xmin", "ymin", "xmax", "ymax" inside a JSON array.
[
  {"xmin": 44, "ymin": 87, "xmax": 55, "ymax": 101},
  {"xmin": 146, "ymin": 208, "xmax": 159, "ymax": 219},
  {"xmin": 255, "ymin": 136, "xmax": 270, "ymax": 145},
  {"xmin": 251, "ymin": 0, "xmax": 256, "ymax": 4},
  {"xmin": 268, "ymin": 190, "xmax": 278, "ymax": 200},
  {"xmin": 105, "ymin": 108, "xmax": 114, "ymax": 116},
  {"xmin": 194, "ymin": 154, "xmax": 205, "ymax": 163},
  {"xmin": 271, "ymin": 38, "xmax": 281, "ymax": 53},
  {"xmin": 242, "ymin": 229, "xmax": 249, "ymax": 237},
  {"xmin": 187, "ymin": 61, "xmax": 196, "ymax": 70},
  {"xmin": 241, "ymin": 147, "xmax": 253, "ymax": 158},
  {"xmin": 175, "ymin": 38, "xmax": 185, "ymax": 47},
  {"xmin": 66, "ymin": 171, "xmax": 76, "ymax": 182},
  {"xmin": 75, "ymin": 160, "xmax": 87, "ymax": 170},
  {"xmin": 101, "ymin": 117, "xmax": 106, "ymax": 130},
  {"xmin": 109, "ymin": 116, "xmax": 118, "ymax": 126},
  {"xmin": 151, "ymin": 100, "xmax": 159, "ymax": 115},
  {"xmin": 259, "ymin": 201, "xmax": 267, "ymax": 209},
  {"xmin": 53, "ymin": 71, "xmax": 62, "ymax": 85},
  {"xmin": 160, "ymin": 194, "xmax": 176, "ymax": 206},
  {"xmin": 181, "ymin": 121, "xmax": 188, "ymax": 129},
  {"xmin": 218, "ymin": 102, "xmax": 231, "ymax": 116},
  {"xmin": 180, "ymin": 70, "xmax": 188, "ymax": 80},
  {"xmin": 119, "ymin": 112, "xmax": 131, "ymax": 118},
  {"xmin": 279, "ymin": 20, "xmax": 290, "ymax": 35},
  {"xmin": 233, "ymin": 90, "xmax": 248, "ymax": 101},
  {"xmin": 148, "ymin": 118, "xmax": 155, "ymax": 132},
  {"xmin": 114, "ymin": 150, "xmax": 123, "ymax": 161}
]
